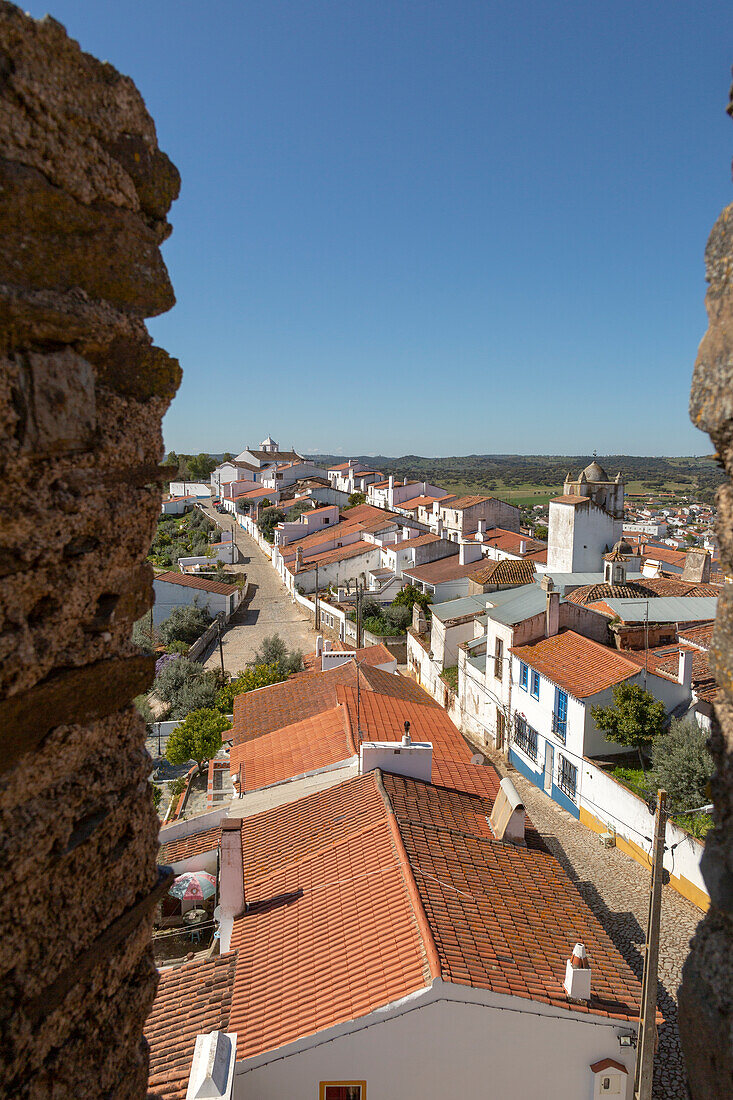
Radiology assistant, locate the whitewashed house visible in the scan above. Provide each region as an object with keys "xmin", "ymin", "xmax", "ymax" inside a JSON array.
[{"xmin": 152, "ymin": 571, "xmax": 243, "ymax": 625}]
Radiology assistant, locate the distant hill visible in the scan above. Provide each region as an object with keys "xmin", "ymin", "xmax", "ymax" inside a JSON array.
[{"xmin": 308, "ymin": 453, "xmax": 723, "ymax": 506}]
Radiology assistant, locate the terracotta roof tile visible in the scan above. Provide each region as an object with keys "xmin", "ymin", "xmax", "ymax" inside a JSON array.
[
  {"xmin": 441, "ymin": 494, "xmax": 495, "ymax": 510},
  {"xmin": 155, "ymin": 571, "xmax": 239, "ymax": 595},
  {"xmin": 303, "ymin": 642, "xmax": 396, "ymax": 670},
  {"xmin": 511, "ymin": 631, "xmax": 640, "ymax": 699},
  {"xmin": 231, "ymin": 663, "xmax": 360, "ymax": 745},
  {"xmin": 158, "ymin": 825, "xmax": 222, "ymax": 865},
  {"xmin": 678, "ymin": 622, "xmax": 715, "ymax": 649},
  {"xmin": 403, "ymin": 554, "xmax": 488, "ymax": 585},
  {"xmin": 225, "ymin": 770, "xmax": 642, "ymax": 1060},
  {"xmin": 145, "ymin": 952, "xmax": 237, "ymax": 1100},
  {"xmin": 470, "ymin": 558, "xmax": 537, "ymax": 586},
  {"xmin": 229, "ymin": 707, "xmax": 353, "ymax": 791}
]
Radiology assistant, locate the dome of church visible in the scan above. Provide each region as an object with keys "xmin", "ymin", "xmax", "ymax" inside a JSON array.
[
  {"xmin": 583, "ymin": 459, "xmax": 608, "ymax": 482},
  {"xmin": 614, "ymin": 539, "xmax": 633, "ymax": 555}
]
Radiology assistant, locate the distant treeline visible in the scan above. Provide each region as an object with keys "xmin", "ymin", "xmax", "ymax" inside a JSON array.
[{"xmin": 311, "ymin": 453, "xmax": 724, "ymax": 503}]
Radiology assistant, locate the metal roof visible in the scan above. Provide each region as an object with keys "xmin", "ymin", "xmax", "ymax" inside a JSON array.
[
  {"xmin": 431, "ymin": 595, "xmax": 494, "ymax": 623},
  {"xmin": 543, "ymin": 571, "xmax": 644, "ymax": 592},
  {"xmin": 484, "ymin": 584, "xmax": 555, "ymax": 626},
  {"xmin": 601, "ymin": 596, "xmax": 719, "ymax": 623}
]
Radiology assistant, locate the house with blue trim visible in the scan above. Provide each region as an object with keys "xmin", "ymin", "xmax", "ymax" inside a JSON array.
[{"xmin": 508, "ymin": 630, "xmax": 689, "ymax": 818}]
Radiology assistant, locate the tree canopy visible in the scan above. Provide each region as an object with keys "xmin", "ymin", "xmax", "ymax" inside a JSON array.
[
  {"xmin": 651, "ymin": 719, "xmax": 713, "ymax": 817},
  {"xmin": 590, "ymin": 682, "xmax": 667, "ymax": 767},
  {"xmin": 165, "ymin": 708, "xmax": 232, "ymax": 776}
]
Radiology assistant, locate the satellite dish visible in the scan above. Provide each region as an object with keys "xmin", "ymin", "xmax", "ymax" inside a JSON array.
[
  {"xmin": 213, "ymin": 905, "xmax": 222, "ymax": 923},
  {"xmin": 470, "ymin": 753, "xmax": 485, "ymax": 766}
]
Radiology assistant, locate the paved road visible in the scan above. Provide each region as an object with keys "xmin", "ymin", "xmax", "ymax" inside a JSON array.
[
  {"xmin": 200, "ymin": 505, "xmax": 318, "ymax": 675},
  {"xmin": 472, "ymin": 741, "xmax": 699, "ymax": 1100}
]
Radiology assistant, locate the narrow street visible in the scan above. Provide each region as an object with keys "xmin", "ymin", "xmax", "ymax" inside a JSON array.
[
  {"xmin": 199, "ymin": 502, "xmax": 318, "ymax": 674},
  {"xmin": 473, "ymin": 741, "xmax": 700, "ymax": 1100}
]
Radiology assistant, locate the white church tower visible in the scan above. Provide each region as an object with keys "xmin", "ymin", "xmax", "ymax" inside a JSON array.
[{"xmin": 546, "ymin": 457, "xmax": 624, "ymax": 573}]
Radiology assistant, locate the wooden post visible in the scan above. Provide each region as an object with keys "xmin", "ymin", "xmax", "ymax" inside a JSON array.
[{"xmin": 633, "ymin": 789, "xmax": 667, "ymax": 1100}]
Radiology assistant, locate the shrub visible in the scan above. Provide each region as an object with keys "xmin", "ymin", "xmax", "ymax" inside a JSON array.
[
  {"xmin": 158, "ymin": 605, "xmax": 212, "ymax": 646},
  {"xmin": 257, "ymin": 507, "xmax": 285, "ymax": 543},
  {"xmin": 251, "ymin": 633, "xmax": 303, "ymax": 675},
  {"xmin": 651, "ymin": 719, "xmax": 714, "ymax": 817},
  {"xmin": 170, "ymin": 676, "xmax": 218, "ymax": 719},
  {"xmin": 347, "ymin": 491, "xmax": 366, "ymax": 507},
  {"xmin": 392, "ymin": 584, "xmax": 431, "ymax": 614},
  {"xmin": 154, "ymin": 657, "xmax": 218, "ymax": 718},
  {"xmin": 132, "ymin": 616, "xmax": 157, "ymax": 654},
  {"xmin": 165, "ymin": 708, "xmax": 232, "ymax": 776},
  {"xmin": 150, "ymin": 782, "xmax": 162, "ymax": 811}
]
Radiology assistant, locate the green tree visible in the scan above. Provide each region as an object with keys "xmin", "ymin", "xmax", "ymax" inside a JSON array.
[
  {"xmin": 651, "ymin": 719, "xmax": 713, "ymax": 819},
  {"xmin": 154, "ymin": 658, "xmax": 218, "ymax": 718},
  {"xmin": 251, "ymin": 633, "xmax": 303, "ymax": 676},
  {"xmin": 257, "ymin": 507, "xmax": 285, "ymax": 543},
  {"xmin": 150, "ymin": 782, "xmax": 162, "ymax": 812},
  {"xmin": 590, "ymin": 682, "xmax": 667, "ymax": 770},
  {"xmin": 158, "ymin": 605, "xmax": 213, "ymax": 646},
  {"xmin": 347, "ymin": 491, "xmax": 366, "ymax": 507},
  {"xmin": 535, "ymin": 524, "xmax": 548, "ymax": 541},
  {"xmin": 392, "ymin": 584, "xmax": 432, "ymax": 614},
  {"xmin": 132, "ymin": 616, "xmax": 157, "ymax": 654},
  {"xmin": 165, "ymin": 708, "xmax": 232, "ymax": 776},
  {"xmin": 187, "ymin": 453, "xmax": 218, "ymax": 481},
  {"xmin": 215, "ymin": 663, "xmax": 287, "ymax": 712}
]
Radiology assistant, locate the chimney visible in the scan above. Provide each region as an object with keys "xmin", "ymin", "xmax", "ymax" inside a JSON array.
[
  {"xmin": 315, "ymin": 635, "xmax": 323, "ymax": 658},
  {"xmin": 404, "ymin": 477, "xmax": 409, "ymax": 486},
  {"xmin": 477, "ymin": 519, "xmax": 485, "ymax": 535},
  {"xmin": 459, "ymin": 542, "xmax": 482, "ymax": 565},
  {"xmin": 294, "ymin": 545, "xmax": 303, "ymax": 574},
  {"xmin": 520, "ymin": 539, "xmax": 527, "ymax": 554},
  {"xmin": 546, "ymin": 589, "xmax": 560, "ymax": 638},
  {"xmin": 488, "ymin": 777, "xmax": 525, "ymax": 843},
  {"xmin": 678, "ymin": 649, "xmax": 693, "ymax": 691},
  {"xmin": 219, "ymin": 819, "xmax": 246, "ymax": 919},
  {"xmin": 564, "ymin": 943, "xmax": 592, "ymax": 1002},
  {"xmin": 388, "ymin": 475, "xmax": 395, "ymax": 491},
  {"xmin": 186, "ymin": 1031, "xmax": 237, "ymax": 1100},
  {"xmin": 360, "ymin": 737, "xmax": 432, "ymax": 782},
  {"xmin": 436, "ymin": 517, "xmax": 444, "ymax": 537}
]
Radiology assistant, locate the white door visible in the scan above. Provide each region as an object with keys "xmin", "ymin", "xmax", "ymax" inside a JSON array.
[{"xmin": 544, "ymin": 742, "xmax": 554, "ymax": 794}]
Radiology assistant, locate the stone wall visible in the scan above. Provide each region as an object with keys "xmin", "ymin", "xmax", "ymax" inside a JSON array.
[
  {"xmin": 0, "ymin": 5, "xmax": 180, "ymax": 1097},
  {"xmin": 678, "ymin": 86, "xmax": 733, "ymax": 1096}
]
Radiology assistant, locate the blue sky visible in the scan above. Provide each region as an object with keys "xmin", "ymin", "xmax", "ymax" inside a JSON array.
[{"xmin": 28, "ymin": 1, "xmax": 732, "ymax": 457}]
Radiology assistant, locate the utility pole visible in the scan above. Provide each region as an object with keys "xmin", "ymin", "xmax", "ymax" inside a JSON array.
[
  {"xmin": 217, "ymin": 616, "xmax": 225, "ymax": 676},
  {"xmin": 634, "ymin": 788, "xmax": 667, "ymax": 1100},
  {"xmin": 315, "ymin": 563, "xmax": 320, "ymax": 631}
]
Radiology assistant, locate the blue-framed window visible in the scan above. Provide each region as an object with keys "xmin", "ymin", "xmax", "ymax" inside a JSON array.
[
  {"xmin": 530, "ymin": 669, "xmax": 540, "ymax": 699},
  {"xmin": 519, "ymin": 662, "xmax": 528, "ymax": 691},
  {"xmin": 553, "ymin": 688, "xmax": 568, "ymax": 742}
]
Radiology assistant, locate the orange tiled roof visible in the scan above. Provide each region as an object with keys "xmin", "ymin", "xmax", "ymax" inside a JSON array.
[
  {"xmin": 229, "ymin": 706, "xmax": 354, "ymax": 792},
  {"xmin": 290, "ymin": 541, "xmax": 377, "ymax": 571},
  {"xmin": 387, "ymin": 532, "xmax": 443, "ymax": 549},
  {"xmin": 511, "ymin": 630, "xmax": 640, "ymax": 699},
  {"xmin": 640, "ymin": 577, "xmax": 722, "ymax": 597},
  {"xmin": 678, "ymin": 622, "xmax": 715, "ymax": 649},
  {"xmin": 145, "ymin": 952, "xmax": 237, "ymax": 1100},
  {"xmin": 155, "ymin": 571, "xmax": 238, "ymax": 595},
  {"xmin": 550, "ymin": 494, "xmax": 590, "ymax": 505},
  {"xmin": 231, "ymin": 663, "xmax": 360, "ymax": 745},
  {"xmin": 158, "ymin": 825, "xmax": 222, "ymax": 864},
  {"xmin": 470, "ymin": 558, "xmax": 536, "ymax": 586},
  {"xmin": 403, "ymin": 554, "xmax": 488, "ymax": 585},
  {"xmin": 357, "ymin": 665, "xmax": 440, "ymax": 704},
  {"xmin": 397, "ymin": 495, "xmax": 445, "ymax": 511},
  {"xmin": 441, "ymin": 494, "xmax": 492, "ymax": 510},
  {"xmin": 303, "ymin": 642, "xmax": 396, "ymax": 670},
  {"xmin": 226, "ymin": 771, "xmax": 642, "ymax": 1060}
]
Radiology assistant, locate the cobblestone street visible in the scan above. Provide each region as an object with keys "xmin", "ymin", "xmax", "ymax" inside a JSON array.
[{"xmin": 473, "ymin": 742, "xmax": 701, "ymax": 1100}]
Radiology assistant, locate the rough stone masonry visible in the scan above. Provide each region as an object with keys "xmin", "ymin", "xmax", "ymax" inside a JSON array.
[
  {"xmin": 0, "ymin": 5, "xmax": 180, "ymax": 1096},
  {"xmin": 679, "ymin": 84, "xmax": 733, "ymax": 1096}
]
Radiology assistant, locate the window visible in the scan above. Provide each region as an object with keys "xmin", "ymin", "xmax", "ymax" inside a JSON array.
[
  {"xmin": 519, "ymin": 662, "xmax": 528, "ymax": 691},
  {"xmin": 320, "ymin": 1085, "xmax": 366, "ymax": 1100},
  {"xmin": 494, "ymin": 637, "xmax": 504, "ymax": 679},
  {"xmin": 557, "ymin": 754, "xmax": 577, "ymax": 799},
  {"xmin": 552, "ymin": 689, "xmax": 568, "ymax": 742},
  {"xmin": 514, "ymin": 715, "xmax": 538, "ymax": 762},
  {"xmin": 530, "ymin": 669, "xmax": 540, "ymax": 699}
]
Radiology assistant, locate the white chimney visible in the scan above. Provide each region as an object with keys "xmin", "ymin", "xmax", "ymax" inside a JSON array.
[
  {"xmin": 477, "ymin": 519, "xmax": 485, "ymax": 535},
  {"xmin": 678, "ymin": 649, "xmax": 693, "ymax": 691},
  {"xmin": 388, "ymin": 475, "xmax": 395, "ymax": 491},
  {"xmin": 294, "ymin": 545, "xmax": 303, "ymax": 574},
  {"xmin": 488, "ymin": 777, "xmax": 525, "ymax": 842},
  {"xmin": 219, "ymin": 819, "xmax": 246, "ymax": 920},
  {"xmin": 459, "ymin": 542, "xmax": 482, "ymax": 565},
  {"xmin": 186, "ymin": 1031, "xmax": 237, "ymax": 1100},
  {"xmin": 436, "ymin": 518, "xmax": 444, "ymax": 537},
  {"xmin": 315, "ymin": 635, "xmax": 323, "ymax": 657},
  {"xmin": 520, "ymin": 539, "xmax": 528, "ymax": 554},
  {"xmin": 360, "ymin": 730, "xmax": 432, "ymax": 783},
  {"xmin": 564, "ymin": 943, "xmax": 592, "ymax": 1002}
]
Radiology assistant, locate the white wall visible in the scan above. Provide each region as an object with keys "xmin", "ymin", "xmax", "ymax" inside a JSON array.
[
  {"xmin": 169, "ymin": 481, "xmax": 211, "ymax": 498},
  {"xmin": 234, "ymin": 985, "xmax": 635, "ymax": 1100},
  {"xmin": 152, "ymin": 580, "xmax": 237, "ymax": 625}
]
